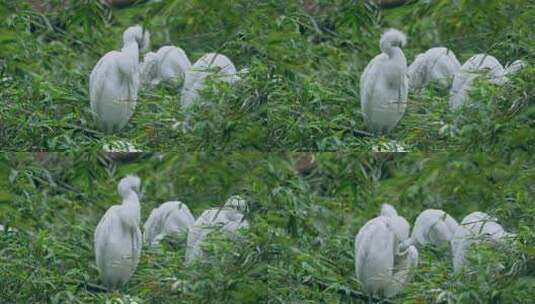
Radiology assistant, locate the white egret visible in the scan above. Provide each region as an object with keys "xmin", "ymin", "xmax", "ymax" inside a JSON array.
[
  {"xmin": 401, "ymin": 209, "xmax": 459, "ymax": 249},
  {"xmin": 360, "ymin": 29, "xmax": 408, "ymax": 134},
  {"xmin": 380, "ymin": 203, "xmax": 410, "ymax": 242},
  {"xmin": 180, "ymin": 53, "xmax": 239, "ymax": 108},
  {"xmin": 89, "ymin": 25, "xmax": 150, "ymax": 133},
  {"xmin": 185, "ymin": 197, "xmax": 248, "ymax": 264},
  {"xmin": 94, "ymin": 175, "xmax": 142, "ymax": 289},
  {"xmin": 451, "ymin": 211, "xmax": 511, "ymax": 273},
  {"xmin": 143, "ymin": 201, "xmax": 195, "ymax": 246},
  {"xmin": 449, "ymin": 54, "xmax": 507, "ymax": 109},
  {"xmin": 354, "ymin": 216, "xmax": 418, "ymax": 298},
  {"xmin": 140, "ymin": 46, "xmax": 192, "ymax": 87},
  {"xmin": 408, "ymin": 47, "xmax": 461, "ymax": 92}
]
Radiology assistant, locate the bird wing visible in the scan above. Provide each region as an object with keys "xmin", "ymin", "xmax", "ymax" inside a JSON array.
[
  {"xmin": 94, "ymin": 205, "xmax": 121, "ymax": 270},
  {"xmin": 89, "ymin": 51, "xmax": 123, "ymax": 113},
  {"xmin": 360, "ymin": 55, "xmax": 382, "ymax": 122}
]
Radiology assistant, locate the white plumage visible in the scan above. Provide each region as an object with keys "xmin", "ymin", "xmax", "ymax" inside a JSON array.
[
  {"xmin": 408, "ymin": 47, "xmax": 461, "ymax": 92},
  {"xmin": 143, "ymin": 201, "xmax": 195, "ymax": 246},
  {"xmin": 140, "ymin": 46, "xmax": 192, "ymax": 87},
  {"xmin": 89, "ymin": 25, "xmax": 150, "ymax": 133},
  {"xmin": 380, "ymin": 203, "xmax": 411, "ymax": 242},
  {"xmin": 180, "ymin": 52, "xmax": 239, "ymax": 108},
  {"xmin": 449, "ymin": 54, "xmax": 507, "ymax": 109},
  {"xmin": 354, "ymin": 216, "xmax": 418, "ymax": 298},
  {"xmin": 94, "ymin": 175, "xmax": 142, "ymax": 289},
  {"xmin": 360, "ymin": 29, "xmax": 409, "ymax": 134},
  {"xmin": 185, "ymin": 197, "xmax": 248, "ymax": 264},
  {"xmin": 451, "ymin": 211, "xmax": 510, "ymax": 273},
  {"xmin": 401, "ymin": 209, "xmax": 459, "ymax": 249}
]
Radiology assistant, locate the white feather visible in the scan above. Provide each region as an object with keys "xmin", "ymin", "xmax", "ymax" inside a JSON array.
[
  {"xmin": 94, "ymin": 175, "xmax": 142, "ymax": 289},
  {"xmin": 180, "ymin": 53, "xmax": 239, "ymax": 108},
  {"xmin": 89, "ymin": 25, "xmax": 150, "ymax": 133},
  {"xmin": 360, "ymin": 29, "xmax": 408, "ymax": 134},
  {"xmin": 449, "ymin": 54, "xmax": 507, "ymax": 109},
  {"xmin": 354, "ymin": 216, "xmax": 418, "ymax": 298},
  {"xmin": 408, "ymin": 47, "xmax": 461, "ymax": 91},
  {"xmin": 143, "ymin": 201, "xmax": 195, "ymax": 246}
]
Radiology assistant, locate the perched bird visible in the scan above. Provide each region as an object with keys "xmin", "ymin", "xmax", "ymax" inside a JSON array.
[
  {"xmin": 143, "ymin": 201, "xmax": 195, "ymax": 246},
  {"xmin": 449, "ymin": 54, "xmax": 507, "ymax": 109},
  {"xmin": 140, "ymin": 46, "xmax": 192, "ymax": 87},
  {"xmin": 360, "ymin": 29, "xmax": 408, "ymax": 134},
  {"xmin": 451, "ymin": 211, "xmax": 511, "ymax": 273},
  {"xmin": 355, "ymin": 215, "xmax": 418, "ymax": 298},
  {"xmin": 408, "ymin": 47, "xmax": 461, "ymax": 92},
  {"xmin": 401, "ymin": 209, "xmax": 459, "ymax": 249},
  {"xmin": 185, "ymin": 196, "xmax": 249, "ymax": 264},
  {"xmin": 94, "ymin": 175, "xmax": 142, "ymax": 289},
  {"xmin": 380, "ymin": 203, "xmax": 411, "ymax": 242},
  {"xmin": 180, "ymin": 53, "xmax": 240, "ymax": 108},
  {"xmin": 89, "ymin": 25, "xmax": 150, "ymax": 133}
]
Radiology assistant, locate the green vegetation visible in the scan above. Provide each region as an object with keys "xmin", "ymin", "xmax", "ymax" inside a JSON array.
[
  {"xmin": 1, "ymin": 0, "xmax": 535, "ymax": 303},
  {"xmin": 1, "ymin": 0, "xmax": 533, "ymax": 150},
  {"xmin": 0, "ymin": 152, "xmax": 534, "ymax": 303}
]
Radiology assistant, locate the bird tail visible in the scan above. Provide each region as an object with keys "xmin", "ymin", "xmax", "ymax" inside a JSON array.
[{"xmin": 380, "ymin": 29, "xmax": 407, "ymax": 56}]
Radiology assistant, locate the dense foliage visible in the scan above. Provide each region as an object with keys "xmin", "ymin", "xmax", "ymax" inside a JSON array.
[
  {"xmin": 1, "ymin": 0, "xmax": 533, "ymax": 150},
  {"xmin": 0, "ymin": 152, "xmax": 534, "ymax": 303},
  {"xmin": 1, "ymin": 0, "xmax": 534, "ymax": 303}
]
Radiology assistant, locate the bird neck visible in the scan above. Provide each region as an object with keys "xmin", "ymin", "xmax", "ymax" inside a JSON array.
[
  {"xmin": 385, "ymin": 46, "xmax": 403, "ymax": 59},
  {"xmin": 121, "ymin": 190, "xmax": 140, "ymax": 226},
  {"xmin": 121, "ymin": 41, "xmax": 140, "ymax": 67}
]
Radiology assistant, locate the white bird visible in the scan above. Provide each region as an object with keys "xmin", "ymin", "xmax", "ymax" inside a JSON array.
[
  {"xmin": 355, "ymin": 215, "xmax": 418, "ymax": 298},
  {"xmin": 89, "ymin": 25, "xmax": 150, "ymax": 133},
  {"xmin": 143, "ymin": 201, "xmax": 195, "ymax": 246},
  {"xmin": 140, "ymin": 46, "xmax": 192, "ymax": 87},
  {"xmin": 380, "ymin": 203, "xmax": 411, "ymax": 242},
  {"xmin": 360, "ymin": 29, "xmax": 409, "ymax": 134},
  {"xmin": 94, "ymin": 175, "xmax": 142, "ymax": 289},
  {"xmin": 408, "ymin": 47, "xmax": 461, "ymax": 92},
  {"xmin": 180, "ymin": 53, "xmax": 239, "ymax": 108},
  {"xmin": 401, "ymin": 209, "xmax": 459, "ymax": 249},
  {"xmin": 449, "ymin": 54, "xmax": 507, "ymax": 109},
  {"xmin": 451, "ymin": 211, "xmax": 511, "ymax": 273},
  {"xmin": 185, "ymin": 196, "xmax": 248, "ymax": 264}
]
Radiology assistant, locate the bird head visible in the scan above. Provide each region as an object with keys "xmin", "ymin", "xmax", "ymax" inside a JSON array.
[
  {"xmin": 123, "ymin": 25, "xmax": 151, "ymax": 52},
  {"xmin": 117, "ymin": 174, "xmax": 141, "ymax": 198},
  {"xmin": 224, "ymin": 195, "xmax": 248, "ymax": 212}
]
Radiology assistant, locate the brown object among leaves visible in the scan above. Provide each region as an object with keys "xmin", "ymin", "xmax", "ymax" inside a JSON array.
[
  {"xmin": 295, "ymin": 153, "xmax": 317, "ymax": 176},
  {"xmin": 374, "ymin": 0, "xmax": 409, "ymax": 8},
  {"xmin": 101, "ymin": 0, "xmax": 137, "ymax": 8}
]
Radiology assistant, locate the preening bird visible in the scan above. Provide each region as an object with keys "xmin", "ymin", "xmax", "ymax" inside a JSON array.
[
  {"xmin": 401, "ymin": 209, "xmax": 459, "ymax": 249},
  {"xmin": 451, "ymin": 211, "xmax": 511, "ymax": 273},
  {"xmin": 380, "ymin": 203, "xmax": 411, "ymax": 242},
  {"xmin": 408, "ymin": 47, "xmax": 461, "ymax": 92},
  {"xmin": 94, "ymin": 175, "xmax": 142, "ymax": 289},
  {"xmin": 354, "ymin": 216, "xmax": 418, "ymax": 298},
  {"xmin": 140, "ymin": 46, "xmax": 192, "ymax": 87},
  {"xmin": 360, "ymin": 29, "xmax": 408, "ymax": 134},
  {"xmin": 449, "ymin": 54, "xmax": 507, "ymax": 109},
  {"xmin": 89, "ymin": 25, "xmax": 150, "ymax": 133},
  {"xmin": 185, "ymin": 197, "xmax": 249, "ymax": 264},
  {"xmin": 143, "ymin": 201, "xmax": 195, "ymax": 246},
  {"xmin": 180, "ymin": 53, "xmax": 239, "ymax": 108}
]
